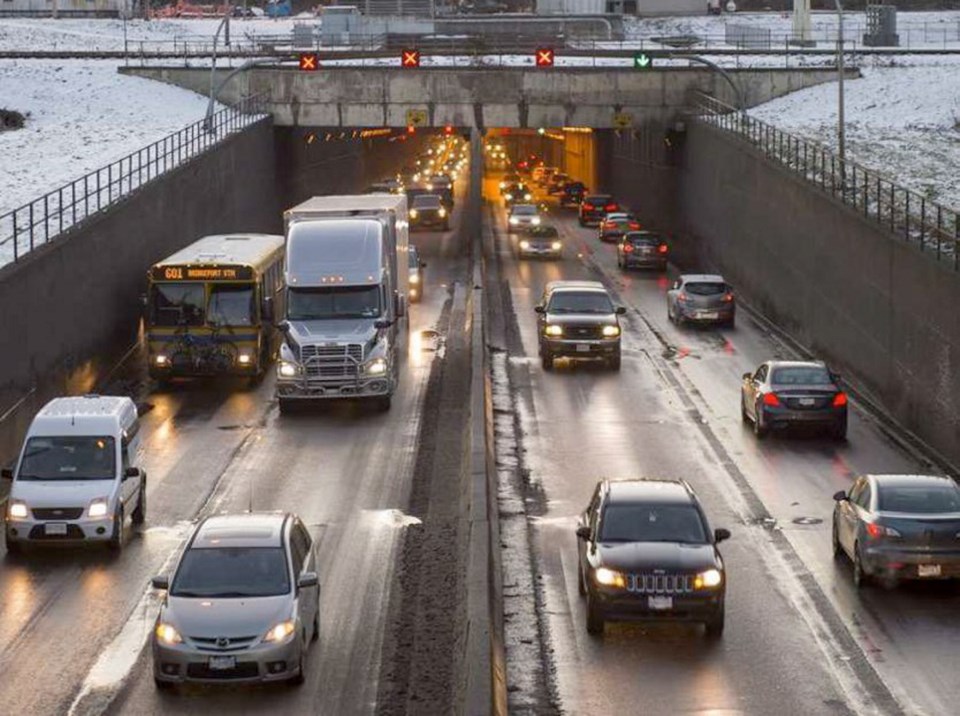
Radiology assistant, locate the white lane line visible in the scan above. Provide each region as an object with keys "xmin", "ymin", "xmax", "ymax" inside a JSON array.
[{"xmin": 67, "ymin": 523, "xmax": 192, "ymax": 716}]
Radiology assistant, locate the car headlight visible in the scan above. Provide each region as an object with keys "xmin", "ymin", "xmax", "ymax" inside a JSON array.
[
  {"xmin": 531, "ymin": 216, "xmax": 541, "ymax": 225},
  {"xmin": 364, "ymin": 357, "xmax": 388, "ymax": 376},
  {"xmin": 505, "ymin": 194, "xmax": 513, "ymax": 201},
  {"xmin": 237, "ymin": 352, "xmax": 252, "ymax": 365},
  {"xmin": 88, "ymin": 497, "xmax": 110, "ymax": 519},
  {"xmin": 551, "ymin": 242, "xmax": 562, "ymax": 251},
  {"xmin": 7, "ymin": 500, "xmax": 28, "ymax": 520},
  {"xmin": 594, "ymin": 567, "xmax": 626, "ymax": 588},
  {"xmin": 694, "ymin": 569, "xmax": 723, "ymax": 589},
  {"xmin": 509, "ymin": 217, "xmax": 519, "ymax": 225},
  {"xmin": 544, "ymin": 325, "xmax": 563, "ymax": 337},
  {"xmin": 278, "ymin": 361, "xmax": 299, "ymax": 378},
  {"xmin": 426, "ymin": 183, "xmax": 433, "ymax": 191},
  {"xmin": 154, "ymin": 354, "xmax": 168, "ymax": 366},
  {"xmin": 524, "ymin": 193, "xmax": 532, "ymax": 200},
  {"xmin": 155, "ymin": 622, "xmax": 183, "ymax": 645},
  {"xmin": 519, "ymin": 240, "xmax": 530, "ymax": 250},
  {"xmin": 264, "ymin": 620, "xmax": 296, "ymax": 643},
  {"xmin": 410, "ymin": 273, "xmax": 420, "ymax": 284},
  {"xmin": 602, "ymin": 325, "xmax": 621, "ymax": 337},
  {"xmin": 499, "ymin": 181, "xmax": 506, "ymax": 189},
  {"xmin": 438, "ymin": 207, "xmax": 447, "ymax": 217},
  {"xmin": 409, "ymin": 209, "xmax": 418, "ymax": 218}
]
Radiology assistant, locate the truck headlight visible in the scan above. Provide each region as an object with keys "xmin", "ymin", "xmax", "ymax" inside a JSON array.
[
  {"xmin": 364, "ymin": 358, "xmax": 388, "ymax": 375},
  {"xmin": 88, "ymin": 498, "xmax": 110, "ymax": 519},
  {"xmin": 8, "ymin": 500, "xmax": 28, "ymax": 520},
  {"xmin": 602, "ymin": 325, "xmax": 621, "ymax": 337},
  {"xmin": 544, "ymin": 325, "xmax": 563, "ymax": 337},
  {"xmin": 279, "ymin": 361, "xmax": 299, "ymax": 378},
  {"xmin": 505, "ymin": 194, "xmax": 514, "ymax": 201},
  {"xmin": 438, "ymin": 207, "xmax": 447, "ymax": 217},
  {"xmin": 694, "ymin": 569, "xmax": 723, "ymax": 589},
  {"xmin": 237, "ymin": 352, "xmax": 253, "ymax": 365}
]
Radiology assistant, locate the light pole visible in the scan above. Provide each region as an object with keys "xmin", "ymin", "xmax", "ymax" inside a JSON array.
[
  {"xmin": 202, "ymin": 8, "xmax": 232, "ymax": 133},
  {"xmin": 835, "ymin": 0, "xmax": 846, "ymax": 173}
]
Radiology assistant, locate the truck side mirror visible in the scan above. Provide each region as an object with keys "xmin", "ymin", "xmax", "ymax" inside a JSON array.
[
  {"xmin": 395, "ymin": 293, "xmax": 406, "ymax": 319},
  {"xmin": 1, "ymin": 467, "xmax": 12, "ymax": 480}
]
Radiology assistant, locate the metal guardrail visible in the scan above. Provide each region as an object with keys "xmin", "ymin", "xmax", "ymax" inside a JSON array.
[
  {"xmin": 693, "ymin": 92, "xmax": 960, "ymax": 269},
  {"xmin": 0, "ymin": 94, "xmax": 269, "ymax": 268}
]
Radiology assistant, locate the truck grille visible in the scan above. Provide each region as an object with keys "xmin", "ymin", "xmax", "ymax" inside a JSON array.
[
  {"xmin": 626, "ymin": 573, "xmax": 694, "ymax": 594},
  {"xmin": 301, "ymin": 344, "xmax": 363, "ymax": 380}
]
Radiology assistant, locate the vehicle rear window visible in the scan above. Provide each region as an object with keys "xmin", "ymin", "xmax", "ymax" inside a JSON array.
[
  {"xmin": 629, "ymin": 234, "xmax": 663, "ymax": 246},
  {"xmin": 548, "ymin": 291, "xmax": 613, "ymax": 314},
  {"xmin": 172, "ymin": 547, "xmax": 291, "ymax": 598},
  {"xmin": 878, "ymin": 485, "xmax": 960, "ymax": 514},
  {"xmin": 585, "ymin": 195, "xmax": 611, "ymax": 204},
  {"xmin": 770, "ymin": 366, "xmax": 832, "ymax": 385},
  {"xmin": 413, "ymin": 195, "xmax": 442, "ymax": 209},
  {"xmin": 684, "ymin": 282, "xmax": 726, "ymax": 296},
  {"xmin": 600, "ymin": 504, "xmax": 708, "ymax": 544}
]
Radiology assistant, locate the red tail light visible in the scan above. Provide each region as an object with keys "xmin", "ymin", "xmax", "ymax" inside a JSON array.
[
  {"xmin": 623, "ymin": 244, "xmax": 634, "ymax": 253},
  {"xmin": 604, "ymin": 221, "xmax": 616, "ymax": 229},
  {"xmin": 605, "ymin": 204, "xmax": 617, "ymax": 211},
  {"xmin": 629, "ymin": 222, "xmax": 640, "ymax": 230},
  {"xmin": 657, "ymin": 244, "xmax": 668, "ymax": 254},
  {"xmin": 583, "ymin": 203, "xmax": 594, "ymax": 211},
  {"xmin": 722, "ymin": 293, "xmax": 734, "ymax": 302},
  {"xmin": 832, "ymin": 392, "xmax": 848, "ymax": 407},
  {"xmin": 762, "ymin": 392, "xmax": 781, "ymax": 407}
]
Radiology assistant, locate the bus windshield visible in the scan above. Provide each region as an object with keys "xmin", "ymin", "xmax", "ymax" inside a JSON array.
[
  {"xmin": 208, "ymin": 283, "xmax": 256, "ymax": 326},
  {"xmin": 151, "ymin": 283, "xmax": 205, "ymax": 327}
]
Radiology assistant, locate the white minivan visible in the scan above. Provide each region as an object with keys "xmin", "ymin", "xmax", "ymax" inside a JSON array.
[{"xmin": 3, "ymin": 395, "xmax": 146, "ymax": 554}]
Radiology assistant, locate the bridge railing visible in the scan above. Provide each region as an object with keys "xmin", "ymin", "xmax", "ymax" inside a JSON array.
[
  {"xmin": 0, "ymin": 94, "xmax": 269, "ymax": 269},
  {"xmin": 692, "ymin": 92, "xmax": 960, "ymax": 270}
]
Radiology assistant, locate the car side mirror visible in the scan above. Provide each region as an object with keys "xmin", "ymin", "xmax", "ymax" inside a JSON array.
[
  {"xmin": 833, "ymin": 490, "xmax": 848, "ymax": 502},
  {"xmin": 830, "ymin": 372, "xmax": 842, "ymax": 384},
  {"xmin": 375, "ymin": 319, "xmax": 394, "ymax": 330},
  {"xmin": 742, "ymin": 372, "xmax": 753, "ymax": 381},
  {"xmin": 298, "ymin": 572, "xmax": 319, "ymax": 589},
  {"xmin": 420, "ymin": 262, "xmax": 427, "ymax": 269},
  {"xmin": 124, "ymin": 467, "xmax": 141, "ymax": 480},
  {"xmin": 534, "ymin": 306, "xmax": 545, "ymax": 314},
  {"xmin": 151, "ymin": 575, "xmax": 170, "ymax": 590},
  {"xmin": 576, "ymin": 525, "xmax": 591, "ymax": 540},
  {"xmin": 1, "ymin": 467, "xmax": 12, "ymax": 479},
  {"xmin": 714, "ymin": 528, "xmax": 731, "ymax": 543},
  {"xmin": 262, "ymin": 296, "xmax": 274, "ymax": 323},
  {"xmin": 615, "ymin": 306, "xmax": 627, "ymax": 315}
]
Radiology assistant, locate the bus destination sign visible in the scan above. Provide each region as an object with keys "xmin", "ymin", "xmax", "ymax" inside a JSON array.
[{"xmin": 151, "ymin": 265, "xmax": 254, "ymax": 282}]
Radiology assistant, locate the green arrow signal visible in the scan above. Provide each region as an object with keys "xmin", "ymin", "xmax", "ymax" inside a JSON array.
[{"xmin": 634, "ymin": 53, "xmax": 652, "ymax": 69}]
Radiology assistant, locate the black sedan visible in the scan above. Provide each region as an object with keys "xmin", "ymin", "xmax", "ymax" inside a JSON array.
[
  {"xmin": 576, "ymin": 478, "xmax": 730, "ymax": 637},
  {"xmin": 833, "ymin": 474, "xmax": 960, "ymax": 588},
  {"xmin": 560, "ymin": 181, "xmax": 587, "ymax": 207},
  {"xmin": 741, "ymin": 360, "xmax": 847, "ymax": 440},
  {"xmin": 502, "ymin": 182, "xmax": 533, "ymax": 206},
  {"xmin": 618, "ymin": 231, "xmax": 669, "ymax": 271},
  {"xmin": 409, "ymin": 194, "xmax": 450, "ymax": 231}
]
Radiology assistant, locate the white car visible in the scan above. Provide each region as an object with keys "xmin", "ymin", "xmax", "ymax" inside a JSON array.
[
  {"xmin": 507, "ymin": 204, "xmax": 542, "ymax": 234},
  {"xmin": 4, "ymin": 395, "xmax": 145, "ymax": 554}
]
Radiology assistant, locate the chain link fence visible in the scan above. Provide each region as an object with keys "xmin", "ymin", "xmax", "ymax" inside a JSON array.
[
  {"xmin": 0, "ymin": 94, "xmax": 269, "ymax": 269},
  {"xmin": 693, "ymin": 92, "xmax": 960, "ymax": 269}
]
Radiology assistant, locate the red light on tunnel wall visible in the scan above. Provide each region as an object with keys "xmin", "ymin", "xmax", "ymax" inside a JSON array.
[
  {"xmin": 535, "ymin": 48, "xmax": 555, "ymax": 67},
  {"xmin": 401, "ymin": 50, "xmax": 421, "ymax": 68},
  {"xmin": 299, "ymin": 53, "xmax": 318, "ymax": 71}
]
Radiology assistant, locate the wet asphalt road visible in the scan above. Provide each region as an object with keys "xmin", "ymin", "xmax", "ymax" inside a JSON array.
[
  {"xmin": 0, "ymin": 193, "xmax": 469, "ymax": 715},
  {"xmin": 487, "ymin": 175, "xmax": 960, "ymax": 716}
]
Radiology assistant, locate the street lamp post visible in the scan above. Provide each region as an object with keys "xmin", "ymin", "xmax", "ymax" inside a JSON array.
[
  {"xmin": 835, "ymin": 0, "xmax": 846, "ymax": 174},
  {"xmin": 203, "ymin": 8, "xmax": 233, "ymax": 133}
]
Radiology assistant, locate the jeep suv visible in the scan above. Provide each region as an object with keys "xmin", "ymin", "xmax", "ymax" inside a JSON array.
[
  {"xmin": 535, "ymin": 280, "xmax": 625, "ymax": 371},
  {"xmin": 576, "ymin": 478, "xmax": 730, "ymax": 637}
]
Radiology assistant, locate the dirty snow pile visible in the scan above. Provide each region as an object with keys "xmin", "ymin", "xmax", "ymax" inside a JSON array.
[{"xmin": 748, "ymin": 58, "xmax": 960, "ymax": 211}]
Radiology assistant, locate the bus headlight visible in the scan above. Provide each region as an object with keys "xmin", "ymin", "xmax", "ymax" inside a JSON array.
[
  {"xmin": 524, "ymin": 193, "xmax": 532, "ymax": 200},
  {"xmin": 278, "ymin": 362, "xmax": 299, "ymax": 378},
  {"xmin": 364, "ymin": 358, "xmax": 388, "ymax": 376},
  {"xmin": 505, "ymin": 194, "xmax": 514, "ymax": 201},
  {"xmin": 509, "ymin": 216, "xmax": 519, "ymax": 226},
  {"xmin": 438, "ymin": 207, "xmax": 447, "ymax": 218},
  {"xmin": 410, "ymin": 274, "xmax": 420, "ymax": 285}
]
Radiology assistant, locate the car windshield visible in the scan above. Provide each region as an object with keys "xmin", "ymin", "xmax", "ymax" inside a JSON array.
[
  {"xmin": 18, "ymin": 436, "xmax": 116, "ymax": 481},
  {"xmin": 600, "ymin": 504, "xmax": 708, "ymax": 543},
  {"xmin": 287, "ymin": 286, "xmax": 381, "ymax": 320},
  {"xmin": 685, "ymin": 282, "xmax": 726, "ymax": 296},
  {"xmin": 878, "ymin": 485, "xmax": 960, "ymax": 514},
  {"xmin": 548, "ymin": 291, "xmax": 613, "ymax": 314},
  {"xmin": 207, "ymin": 283, "xmax": 255, "ymax": 326},
  {"xmin": 770, "ymin": 366, "xmax": 832, "ymax": 385},
  {"xmin": 171, "ymin": 547, "xmax": 290, "ymax": 598},
  {"xmin": 151, "ymin": 283, "xmax": 205, "ymax": 327},
  {"xmin": 413, "ymin": 196, "xmax": 442, "ymax": 209},
  {"xmin": 512, "ymin": 205, "xmax": 537, "ymax": 216},
  {"xmin": 529, "ymin": 227, "xmax": 559, "ymax": 238}
]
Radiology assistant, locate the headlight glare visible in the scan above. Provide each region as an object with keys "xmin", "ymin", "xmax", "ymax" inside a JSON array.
[
  {"xmin": 551, "ymin": 242, "xmax": 562, "ymax": 251},
  {"xmin": 279, "ymin": 361, "xmax": 299, "ymax": 378},
  {"xmin": 602, "ymin": 325, "xmax": 621, "ymax": 337},
  {"xmin": 531, "ymin": 216, "xmax": 541, "ymax": 225},
  {"xmin": 694, "ymin": 568, "xmax": 723, "ymax": 589},
  {"xmin": 155, "ymin": 623, "xmax": 183, "ymax": 645},
  {"xmin": 410, "ymin": 274, "xmax": 420, "ymax": 284},
  {"xmin": 88, "ymin": 498, "xmax": 110, "ymax": 519},
  {"xmin": 519, "ymin": 241, "xmax": 530, "ymax": 250},
  {"xmin": 509, "ymin": 216, "xmax": 519, "ymax": 225},
  {"xmin": 544, "ymin": 325, "xmax": 563, "ymax": 337},
  {"xmin": 154, "ymin": 354, "xmax": 168, "ymax": 366},
  {"xmin": 8, "ymin": 500, "xmax": 28, "ymax": 520},
  {"xmin": 409, "ymin": 209, "xmax": 418, "ymax": 218},
  {"xmin": 594, "ymin": 567, "xmax": 626, "ymax": 588},
  {"xmin": 264, "ymin": 620, "xmax": 296, "ymax": 643},
  {"xmin": 365, "ymin": 358, "xmax": 388, "ymax": 376}
]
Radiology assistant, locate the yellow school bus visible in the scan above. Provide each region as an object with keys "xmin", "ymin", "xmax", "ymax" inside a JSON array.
[{"xmin": 145, "ymin": 234, "xmax": 285, "ymax": 383}]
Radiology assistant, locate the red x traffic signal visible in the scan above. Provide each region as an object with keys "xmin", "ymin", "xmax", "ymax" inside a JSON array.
[
  {"xmin": 299, "ymin": 53, "xmax": 318, "ymax": 71},
  {"xmin": 401, "ymin": 49, "xmax": 421, "ymax": 68},
  {"xmin": 535, "ymin": 48, "xmax": 554, "ymax": 67}
]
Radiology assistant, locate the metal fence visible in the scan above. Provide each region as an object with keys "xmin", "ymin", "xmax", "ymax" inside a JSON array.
[
  {"xmin": 693, "ymin": 92, "xmax": 960, "ymax": 269},
  {"xmin": 724, "ymin": 23, "xmax": 773, "ymax": 50},
  {"xmin": 0, "ymin": 94, "xmax": 269, "ymax": 268}
]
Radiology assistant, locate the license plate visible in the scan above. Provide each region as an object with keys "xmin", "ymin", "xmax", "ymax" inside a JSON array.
[
  {"xmin": 44, "ymin": 523, "xmax": 68, "ymax": 536},
  {"xmin": 700, "ymin": 312, "xmax": 718, "ymax": 320},
  {"xmin": 798, "ymin": 398, "xmax": 816, "ymax": 406},
  {"xmin": 576, "ymin": 344, "xmax": 591, "ymax": 353},
  {"xmin": 648, "ymin": 596, "xmax": 673, "ymax": 610},
  {"xmin": 208, "ymin": 656, "xmax": 236, "ymax": 670},
  {"xmin": 918, "ymin": 564, "xmax": 942, "ymax": 577},
  {"xmin": 641, "ymin": 248, "xmax": 653, "ymax": 255}
]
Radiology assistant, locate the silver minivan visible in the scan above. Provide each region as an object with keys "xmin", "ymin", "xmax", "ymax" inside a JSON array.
[{"xmin": 3, "ymin": 395, "xmax": 145, "ymax": 554}]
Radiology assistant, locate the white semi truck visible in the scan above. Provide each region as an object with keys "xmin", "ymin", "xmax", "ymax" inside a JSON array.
[{"xmin": 276, "ymin": 194, "xmax": 409, "ymax": 412}]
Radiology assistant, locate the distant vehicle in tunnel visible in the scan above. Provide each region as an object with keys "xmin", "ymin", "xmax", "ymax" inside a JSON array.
[
  {"xmin": 559, "ymin": 181, "xmax": 587, "ymax": 207},
  {"xmin": 535, "ymin": 280, "xmax": 624, "ymax": 371},
  {"xmin": 598, "ymin": 213, "xmax": 641, "ymax": 242},
  {"xmin": 503, "ymin": 182, "xmax": 533, "ymax": 206},
  {"xmin": 500, "ymin": 173, "xmax": 521, "ymax": 194},
  {"xmin": 518, "ymin": 225, "xmax": 563, "ymax": 259},
  {"xmin": 507, "ymin": 203, "xmax": 542, "ymax": 233},
  {"xmin": 276, "ymin": 195, "xmax": 409, "ymax": 413},
  {"xmin": 533, "ymin": 166, "xmax": 558, "ymax": 186},
  {"xmin": 150, "ymin": 512, "xmax": 320, "ymax": 688},
  {"xmin": 410, "ymin": 194, "xmax": 450, "ymax": 231},
  {"xmin": 427, "ymin": 175, "xmax": 454, "ymax": 206},
  {"xmin": 579, "ymin": 194, "xmax": 618, "ymax": 226},
  {"xmin": 832, "ymin": 474, "xmax": 960, "ymax": 589},
  {"xmin": 575, "ymin": 479, "xmax": 729, "ymax": 637},
  {"xmin": 666, "ymin": 274, "xmax": 734, "ymax": 326},
  {"xmin": 547, "ymin": 173, "xmax": 571, "ymax": 194},
  {"xmin": 618, "ymin": 231, "xmax": 669, "ymax": 271},
  {"xmin": 408, "ymin": 245, "xmax": 426, "ymax": 303},
  {"xmin": 4, "ymin": 395, "xmax": 145, "ymax": 555},
  {"xmin": 145, "ymin": 234, "xmax": 286, "ymax": 385},
  {"xmin": 740, "ymin": 360, "xmax": 848, "ymax": 440}
]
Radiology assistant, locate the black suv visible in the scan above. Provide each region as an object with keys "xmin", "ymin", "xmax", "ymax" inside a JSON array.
[
  {"xmin": 560, "ymin": 181, "xmax": 587, "ymax": 207},
  {"xmin": 576, "ymin": 478, "xmax": 730, "ymax": 637},
  {"xmin": 535, "ymin": 280, "xmax": 625, "ymax": 371},
  {"xmin": 579, "ymin": 194, "xmax": 618, "ymax": 226}
]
